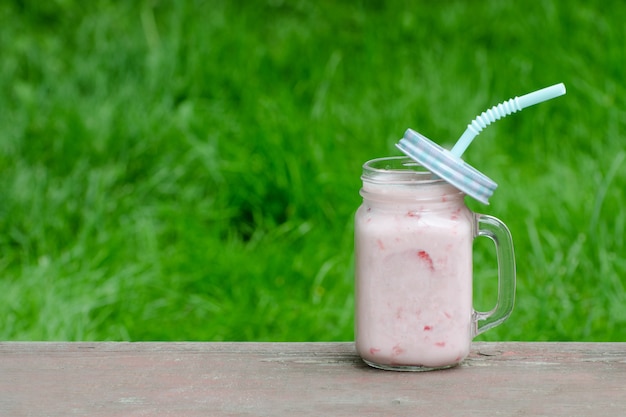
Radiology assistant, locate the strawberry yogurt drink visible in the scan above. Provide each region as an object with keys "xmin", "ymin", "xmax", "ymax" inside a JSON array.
[{"xmin": 355, "ymin": 156, "xmax": 515, "ymax": 371}]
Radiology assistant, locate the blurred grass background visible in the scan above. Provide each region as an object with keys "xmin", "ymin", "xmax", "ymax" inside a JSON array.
[{"xmin": 0, "ymin": 0, "xmax": 624, "ymax": 341}]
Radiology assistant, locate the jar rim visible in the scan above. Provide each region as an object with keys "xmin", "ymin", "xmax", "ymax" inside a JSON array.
[{"xmin": 362, "ymin": 156, "xmax": 446, "ymax": 185}]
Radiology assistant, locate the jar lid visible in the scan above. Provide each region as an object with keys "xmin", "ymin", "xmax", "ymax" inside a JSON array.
[{"xmin": 396, "ymin": 129, "xmax": 497, "ymax": 204}]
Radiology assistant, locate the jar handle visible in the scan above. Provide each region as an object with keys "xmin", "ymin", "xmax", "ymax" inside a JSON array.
[{"xmin": 473, "ymin": 214, "xmax": 516, "ymax": 336}]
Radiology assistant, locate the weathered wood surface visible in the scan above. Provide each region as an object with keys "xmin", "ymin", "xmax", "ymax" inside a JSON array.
[{"xmin": 1, "ymin": 342, "xmax": 625, "ymax": 416}]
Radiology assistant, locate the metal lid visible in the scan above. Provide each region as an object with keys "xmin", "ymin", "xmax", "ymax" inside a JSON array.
[{"xmin": 395, "ymin": 129, "xmax": 497, "ymax": 204}]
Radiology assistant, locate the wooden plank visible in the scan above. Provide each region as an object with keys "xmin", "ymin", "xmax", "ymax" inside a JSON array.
[{"xmin": 1, "ymin": 342, "xmax": 625, "ymax": 416}]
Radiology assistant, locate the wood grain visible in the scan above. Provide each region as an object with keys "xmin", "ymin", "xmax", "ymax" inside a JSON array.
[{"xmin": 1, "ymin": 342, "xmax": 625, "ymax": 416}]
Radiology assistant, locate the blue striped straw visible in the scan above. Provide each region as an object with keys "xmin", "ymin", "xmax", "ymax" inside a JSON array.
[{"xmin": 450, "ymin": 83, "xmax": 566, "ymax": 157}]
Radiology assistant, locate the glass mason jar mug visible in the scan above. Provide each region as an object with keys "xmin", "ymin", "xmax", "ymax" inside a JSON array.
[{"xmin": 354, "ymin": 156, "xmax": 516, "ymax": 371}]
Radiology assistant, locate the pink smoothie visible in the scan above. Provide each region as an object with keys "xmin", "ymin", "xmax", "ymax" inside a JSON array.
[{"xmin": 355, "ymin": 179, "xmax": 475, "ymax": 369}]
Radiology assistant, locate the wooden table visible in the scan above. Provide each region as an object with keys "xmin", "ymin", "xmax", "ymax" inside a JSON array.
[{"xmin": 1, "ymin": 342, "xmax": 624, "ymax": 416}]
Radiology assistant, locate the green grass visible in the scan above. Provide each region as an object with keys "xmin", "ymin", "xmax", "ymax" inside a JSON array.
[{"xmin": 0, "ymin": 0, "xmax": 625, "ymax": 341}]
